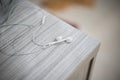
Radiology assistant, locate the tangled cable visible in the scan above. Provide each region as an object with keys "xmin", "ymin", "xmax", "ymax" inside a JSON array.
[{"xmin": 0, "ymin": 4, "xmax": 47, "ymax": 56}]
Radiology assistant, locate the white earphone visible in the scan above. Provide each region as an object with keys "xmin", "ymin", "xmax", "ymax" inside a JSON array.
[{"xmin": 42, "ymin": 36, "xmax": 73, "ymax": 48}]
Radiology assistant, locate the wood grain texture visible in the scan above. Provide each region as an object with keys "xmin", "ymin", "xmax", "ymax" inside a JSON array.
[{"xmin": 0, "ymin": 0, "xmax": 100, "ymax": 80}]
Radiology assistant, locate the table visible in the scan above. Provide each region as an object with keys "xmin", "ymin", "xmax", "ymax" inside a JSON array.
[{"xmin": 0, "ymin": 0, "xmax": 100, "ymax": 80}]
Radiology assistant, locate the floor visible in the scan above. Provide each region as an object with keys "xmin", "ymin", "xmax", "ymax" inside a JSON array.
[{"xmin": 31, "ymin": 0, "xmax": 120, "ymax": 80}]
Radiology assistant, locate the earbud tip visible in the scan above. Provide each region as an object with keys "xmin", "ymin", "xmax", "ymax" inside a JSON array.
[
  {"xmin": 66, "ymin": 37, "xmax": 73, "ymax": 43},
  {"xmin": 55, "ymin": 36, "xmax": 63, "ymax": 41}
]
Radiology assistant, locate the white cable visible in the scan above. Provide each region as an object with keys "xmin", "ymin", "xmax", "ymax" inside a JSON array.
[
  {"xmin": 0, "ymin": 3, "xmax": 73, "ymax": 56},
  {"xmin": 0, "ymin": 5, "xmax": 47, "ymax": 56}
]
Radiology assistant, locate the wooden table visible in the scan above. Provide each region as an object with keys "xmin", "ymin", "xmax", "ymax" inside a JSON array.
[{"xmin": 0, "ymin": 0, "xmax": 100, "ymax": 80}]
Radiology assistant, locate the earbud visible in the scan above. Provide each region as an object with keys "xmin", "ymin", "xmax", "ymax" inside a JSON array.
[
  {"xmin": 43, "ymin": 36, "xmax": 73, "ymax": 48},
  {"xmin": 55, "ymin": 36, "xmax": 63, "ymax": 41},
  {"xmin": 55, "ymin": 36, "xmax": 73, "ymax": 42},
  {"xmin": 65, "ymin": 37, "xmax": 73, "ymax": 43}
]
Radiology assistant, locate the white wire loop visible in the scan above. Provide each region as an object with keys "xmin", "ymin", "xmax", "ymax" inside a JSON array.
[
  {"xmin": 0, "ymin": 4, "xmax": 47, "ymax": 56},
  {"xmin": 0, "ymin": 3, "xmax": 73, "ymax": 56}
]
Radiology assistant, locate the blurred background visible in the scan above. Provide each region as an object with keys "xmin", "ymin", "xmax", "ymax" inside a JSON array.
[{"xmin": 30, "ymin": 0, "xmax": 120, "ymax": 80}]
